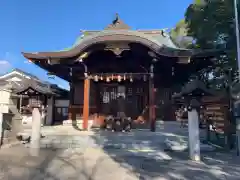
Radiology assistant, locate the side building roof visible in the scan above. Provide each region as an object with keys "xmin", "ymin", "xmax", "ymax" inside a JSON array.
[{"xmin": 0, "ymin": 69, "xmax": 68, "ymax": 96}]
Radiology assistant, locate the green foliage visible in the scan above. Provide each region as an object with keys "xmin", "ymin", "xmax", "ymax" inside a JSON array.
[
  {"xmin": 184, "ymin": 0, "xmax": 239, "ymax": 89},
  {"xmin": 186, "ymin": 0, "xmax": 235, "ymax": 49},
  {"xmin": 170, "ymin": 19, "xmax": 194, "ymax": 48}
]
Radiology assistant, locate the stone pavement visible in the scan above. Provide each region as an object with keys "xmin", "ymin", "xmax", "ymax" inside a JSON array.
[{"xmin": 0, "ymin": 122, "xmax": 239, "ymax": 180}]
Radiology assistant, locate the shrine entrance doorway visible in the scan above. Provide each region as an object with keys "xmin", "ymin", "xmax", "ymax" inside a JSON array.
[{"xmin": 99, "ymin": 81, "xmax": 148, "ymax": 120}]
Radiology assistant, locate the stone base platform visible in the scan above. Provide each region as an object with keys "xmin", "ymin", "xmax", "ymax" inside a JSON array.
[{"xmin": 62, "ymin": 119, "xmax": 94, "ymax": 130}]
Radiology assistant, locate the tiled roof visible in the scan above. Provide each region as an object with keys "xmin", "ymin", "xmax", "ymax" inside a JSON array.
[
  {"xmin": 70, "ymin": 29, "xmax": 181, "ymax": 51},
  {"xmin": 0, "ymin": 79, "xmax": 53, "ymax": 95},
  {"xmin": 172, "ymin": 79, "xmax": 215, "ymax": 98},
  {"xmin": 0, "ymin": 70, "xmax": 68, "ymax": 96},
  {"xmin": 61, "ymin": 14, "xmax": 181, "ymax": 52},
  {"xmin": 15, "ymin": 80, "xmax": 54, "ymax": 95},
  {"xmin": 22, "ymin": 15, "xmax": 226, "ymax": 60},
  {"xmin": 13, "ymin": 68, "xmax": 39, "ymax": 80}
]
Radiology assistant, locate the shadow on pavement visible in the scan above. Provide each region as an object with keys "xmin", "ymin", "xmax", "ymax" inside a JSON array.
[
  {"xmin": 0, "ymin": 122, "xmax": 239, "ymax": 179},
  {"xmin": 88, "ymin": 122, "xmax": 240, "ymax": 179},
  {"xmin": 0, "ymin": 147, "xmax": 107, "ymax": 180}
]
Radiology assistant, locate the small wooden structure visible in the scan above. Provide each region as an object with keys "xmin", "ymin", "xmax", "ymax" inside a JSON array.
[
  {"xmin": 16, "ymin": 81, "xmax": 55, "ymax": 105},
  {"xmin": 16, "ymin": 82, "xmax": 56, "ymax": 156},
  {"xmin": 173, "ymin": 79, "xmax": 234, "ymax": 148},
  {"xmin": 173, "ymin": 79, "xmax": 217, "ymax": 161},
  {"xmin": 15, "ymin": 81, "xmax": 58, "ymax": 125},
  {"xmin": 0, "ymin": 69, "xmax": 69, "ymax": 125}
]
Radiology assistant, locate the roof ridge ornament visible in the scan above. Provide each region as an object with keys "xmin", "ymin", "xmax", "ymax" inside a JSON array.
[
  {"xmin": 104, "ymin": 13, "xmax": 130, "ymax": 30},
  {"xmin": 114, "ymin": 13, "xmax": 119, "ymax": 23},
  {"xmin": 161, "ymin": 29, "xmax": 169, "ymax": 38}
]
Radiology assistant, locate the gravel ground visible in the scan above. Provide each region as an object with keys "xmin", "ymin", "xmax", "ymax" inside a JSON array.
[{"xmin": 0, "ymin": 122, "xmax": 239, "ymax": 180}]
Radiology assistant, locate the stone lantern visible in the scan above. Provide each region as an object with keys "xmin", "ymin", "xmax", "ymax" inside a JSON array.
[
  {"xmin": 173, "ymin": 79, "xmax": 214, "ymax": 161},
  {"xmin": 17, "ymin": 84, "xmax": 55, "ymax": 156}
]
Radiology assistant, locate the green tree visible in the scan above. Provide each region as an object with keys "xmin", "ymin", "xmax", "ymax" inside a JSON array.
[
  {"xmin": 185, "ymin": 0, "xmax": 239, "ymax": 89},
  {"xmin": 184, "ymin": 0, "xmax": 240, "ymax": 149},
  {"xmin": 170, "ymin": 19, "xmax": 194, "ymax": 48}
]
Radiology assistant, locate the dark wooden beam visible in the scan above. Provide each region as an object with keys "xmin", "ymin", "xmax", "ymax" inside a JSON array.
[{"xmin": 83, "ymin": 78, "xmax": 90, "ymax": 130}]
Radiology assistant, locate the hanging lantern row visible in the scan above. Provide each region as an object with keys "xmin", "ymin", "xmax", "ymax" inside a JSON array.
[{"xmin": 88, "ymin": 73, "xmax": 149, "ymax": 82}]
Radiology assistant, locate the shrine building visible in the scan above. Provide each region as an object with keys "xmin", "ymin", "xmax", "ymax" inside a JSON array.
[{"xmin": 22, "ymin": 14, "xmax": 219, "ymax": 131}]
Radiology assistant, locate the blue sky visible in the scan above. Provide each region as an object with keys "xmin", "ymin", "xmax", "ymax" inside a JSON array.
[{"xmin": 0, "ymin": 0, "xmax": 193, "ymax": 89}]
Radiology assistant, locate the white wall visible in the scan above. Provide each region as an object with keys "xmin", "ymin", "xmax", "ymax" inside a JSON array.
[
  {"xmin": 0, "ymin": 90, "xmax": 11, "ymax": 113},
  {"xmin": 55, "ymin": 100, "xmax": 69, "ymax": 107}
]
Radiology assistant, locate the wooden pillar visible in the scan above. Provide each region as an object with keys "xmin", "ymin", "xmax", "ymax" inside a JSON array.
[
  {"xmin": 46, "ymin": 97, "xmax": 53, "ymax": 125},
  {"xmin": 149, "ymin": 84, "xmax": 156, "ymax": 131},
  {"xmin": 83, "ymin": 78, "xmax": 90, "ymax": 130},
  {"xmin": 68, "ymin": 107, "xmax": 72, "ymax": 120},
  {"xmin": 149, "ymin": 64, "xmax": 156, "ymax": 132},
  {"xmin": 68, "ymin": 82, "xmax": 73, "ymax": 120}
]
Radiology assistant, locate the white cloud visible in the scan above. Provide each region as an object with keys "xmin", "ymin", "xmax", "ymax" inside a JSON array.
[
  {"xmin": 0, "ymin": 60, "xmax": 12, "ymax": 74},
  {"xmin": 0, "ymin": 60, "xmax": 10, "ymax": 65},
  {"xmin": 0, "ymin": 52, "xmax": 14, "ymax": 74}
]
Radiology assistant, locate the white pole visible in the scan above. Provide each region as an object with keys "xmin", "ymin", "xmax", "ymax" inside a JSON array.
[
  {"xmin": 19, "ymin": 95, "xmax": 22, "ymax": 114},
  {"xmin": 30, "ymin": 108, "xmax": 41, "ymax": 156},
  {"xmin": 234, "ymin": 0, "xmax": 240, "ymax": 155},
  {"xmin": 188, "ymin": 109, "xmax": 201, "ymax": 161}
]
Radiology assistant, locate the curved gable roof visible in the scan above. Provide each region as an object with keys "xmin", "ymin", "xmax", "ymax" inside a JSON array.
[
  {"xmin": 73, "ymin": 30, "xmax": 180, "ymax": 49},
  {"xmin": 23, "ymin": 30, "xmax": 195, "ymax": 60},
  {"xmin": 22, "ymin": 14, "xmax": 224, "ymax": 61}
]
